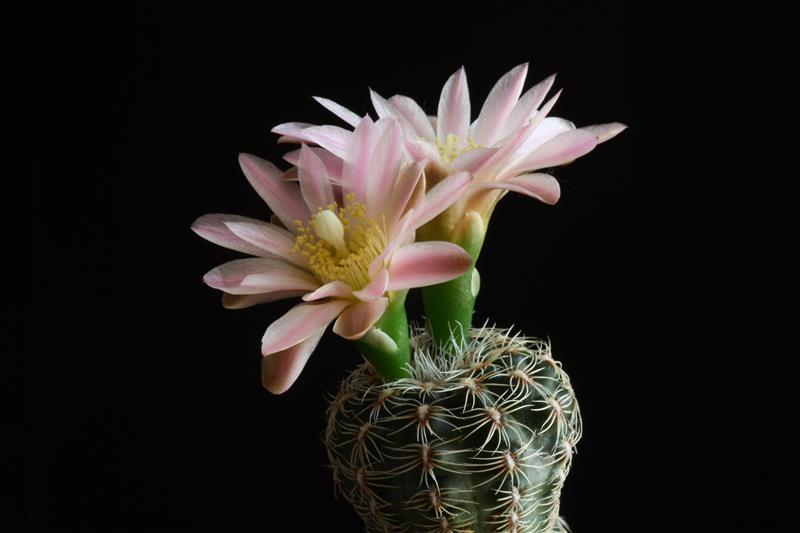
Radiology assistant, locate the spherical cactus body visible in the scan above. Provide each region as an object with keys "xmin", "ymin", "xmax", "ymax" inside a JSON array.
[{"xmin": 325, "ymin": 328, "xmax": 581, "ymax": 533}]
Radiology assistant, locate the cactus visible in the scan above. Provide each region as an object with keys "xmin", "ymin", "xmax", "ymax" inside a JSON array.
[{"xmin": 325, "ymin": 327, "xmax": 581, "ymax": 532}]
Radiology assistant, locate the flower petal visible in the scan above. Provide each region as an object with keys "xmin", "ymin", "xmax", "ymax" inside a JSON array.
[
  {"xmin": 501, "ymin": 74, "xmax": 556, "ymax": 138},
  {"xmin": 513, "ymin": 129, "xmax": 599, "ymax": 173},
  {"xmin": 283, "ymin": 147, "xmax": 343, "ymax": 182},
  {"xmin": 437, "ymin": 67, "xmax": 471, "ymax": 142},
  {"xmin": 341, "ymin": 116, "xmax": 383, "ymax": 203},
  {"xmin": 471, "ymin": 63, "xmax": 529, "ymax": 145},
  {"xmin": 352, "ymin": 268, "xmax": 389, "ymax": 301},
  {"xmin": 302, "ymin": 281, "xmax": 353, "ymax": 302},
  {"xmin": 480, "ymin": 173, "xmax": 561, "ymax": 205},
  {"xmin": 192, "ymin": 214, "xmax": 275, "ymax": 257},
  {"xmin": 515, "ymin": 117, "xmax": 576, "ymax": 156},
  {"xmin": 582, "ymin": 122, "xmax": 629, "ymax": 143},
  {"xmin": 203, "ymin": 258, "xmax": 317, "ymax": 295},
  {"xmin": 386, "ymin": 160, "xmax": 425, "ymax": 231},
  {"xmin": 238, "ymin": 153, "xmax": 309, "ymax": 229},
  {"xmin": 222, "ymin": 220, "xmax": 304, "ymax": 267},
  {"xmin": 298, "ymin": 144, "xmax": 336, "ymax": 211},
  {"xmin": 408, "ymin": 171, "xmax": 472, "ymax": 229},
  {"xmin": 261, "ymin": 327, "xmax": 325, "ymax": 394},
  {"xmin": 390, "ymin": 94, "xmax": 436, "ymax": 140},
  {"xmin": 451, "ymin": 146, "xmax": 501, "ymax": 175},
  {"xmin": 261, "ymin": 300, "xmax": 349, "ymax": 355},
  {"xmin": 387, "ymin": 242, "xmax": 472, "ymax": 291},
  {"xmin": 367, "ymin": 120, "xmax": 403, "ymax": 219},
  {"xmin": 222, "ymin": 291, "xmax": 306, "ymax": 309},
  {"xmin": 313, "ymin": 96, "xmax": 361, "ymax": 127},
  {"xmin": 296, "ymin": 125, "xmax": 352, "ymax": 159},
  {"xmin": 332, "ymin": 298, "xmax": 388, "ymax": 340}
]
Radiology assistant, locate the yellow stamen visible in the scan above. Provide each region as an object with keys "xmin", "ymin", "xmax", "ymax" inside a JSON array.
[
  {"xmin": 292, "ymin": 196, "xmax": 386, "ymax": 290},
  {"xmin": 436, "ymin": 133, "xmax": 479, "ymax": 163}
]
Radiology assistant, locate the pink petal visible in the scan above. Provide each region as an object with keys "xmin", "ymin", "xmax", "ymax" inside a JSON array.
[
  {"xmin": 437, "ymin": 67, "xmax": 471, "ymax": 142},
  {"xmin": 341, "ymin": 116, "xmax": 380, "ymax": 203},
  {"xmin": 203, "ymin": 258, "xmax": 317, "ymax": 295},
  {"xmin": 313, "ymin": 96, "xmax": 361, "ymax": 127},
  {"xmin": 222, "ymin": 291, "xmax": 306, "ymax": 309},
  {"xmin": 409, "ymin": 171, "xmax": 472, "ymax": 229},
  {"xmin": 223, "ymin": 220, "xmax": 305, "ymax": 268},
  {"xmin": 298, "ymin": 144, "xmax": 336, "ymax": 210},
  {"xmin": 471, "ymin": 63, "xmax": 529, "ymax": 145},
  {"xmin": 261, "ymin": 300, "xmax": 349, "ymax": 355},
  {"xmin": 582, "ymin": 122, "xmax": 628, "ymax": 143},
  {"xmin": 513, "ymin": 129, "xmax": 599, "ymax": 173},
  {"xmin": 516, "ymin": 117, "xmax": 575, "ymax": 156},
  {"xmin": 405, "ymin": 138, "xmax": 441, "ymax": 163},
  {"xmin": 261, "ymin": 327, "xmax": 325, "ymax": 394},
  {"xmin": 302, "ymin": 281, "xmax": 353, "ymax": 302},
  {"xmin": 386, "ymin": 160, "xmax": 425, "ymax": 231},
  {"xmin": 271, "ymin": 122, "xmax": 315, "ymax": 142},
  {"xmin": 238, "ymin": 153, "xmax": 310, "ymax": 229},
  {"xmin": 369, "ymin": 90, "xmax": 417, "ymax": 138},
  {"xmin": 192, "ymin": 214, "xmax": 275, "ymax": 257},
  {"xmin": 501, "ymin": 74, "xmax": 557, "ymax": 137},
  {"xmin": 390, "ymin": 94, "xmax": 436, "ymax": 140},
  {"xmin": 451, "ymin": 146, "xmax": 501, "ymax": 175},
  {"xmin": 297, "ymin": 125, "xmax": 352, "ymax": 159},
  {"xmin": 367, "ymin": 120, "xmax": 403, "ymax": 219},
  {"xmin": 332, "ymin": 298, "xmax": 388, "ymax": 340},
  {"xmin": 352, "ymin": 268, "xmax": 389, "ymax": 301},
  {"xmin": 387, "ymin": 242, "xmax": 472, "ymax": 291},
  {"xmin": 480, "ymin": 173, "xmax": 561, "ymax": 205},
  {"xmin": 283, "ymin": 147, "xmax": 343, "ymax": 182}
]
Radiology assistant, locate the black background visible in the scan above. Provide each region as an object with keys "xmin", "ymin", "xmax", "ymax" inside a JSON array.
[{"xmin": 26, "ymin": 2, "xmax": 795, "ymax": 531}]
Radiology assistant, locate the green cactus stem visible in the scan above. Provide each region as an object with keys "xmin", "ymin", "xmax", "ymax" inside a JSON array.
[
  {"xmin": 326, "ymin": 327, "xmax": 581, "ymax": 532},
  {"xmin": 422, "ymin": 212, "xmax": 485, "ymax": 350},
  {"xmin": 355, "ymin": 290, "xmax": 411, "ymax": 382}
]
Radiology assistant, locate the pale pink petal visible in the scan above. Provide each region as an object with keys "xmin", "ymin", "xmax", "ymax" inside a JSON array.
[
  {"xmin": 238, "ymin": 153, "xmax": 309, "ymax": 229},
  {"xmin": 341, "ymin": 116, "xmax": 381, "ymax": 203},
  {"xmin": 223, "ymin": 220, "xmax": 305, "ymax": 268},
  {"xmin": 332, "ymin": 298, "xmax": 388, "ymax": 340},
  {"xmin": 313, "ymin": 96, "xmax": 361, "ymax": 127},
  {"xmin": 352, "ymin": 268, "xmax": 389, "ymax": 301},
  {"xmin": 480, "ymin": 173, "xmax": 561, "ymax": 205},
  {"xmin": 501, "ymin": 74, "xmax": 557, "ymax": 137},
  {"xmin": 369, "ymin": 90, "xmax": 417, "ymax": 138},
  {"xmin": 386, "ymin": 160, "xmax": 425, "ymax": 231},
  {"xmin": 409, "ymin": 171, "xmax": 472, "ymax": 228},
  {"xmin": 192, "ymin": 214, "xmax": 274, "ymax": 257},
  {"xmin": 582, "ymin": 122, "xmax": 628, "ymax": 143},
  {"xmin": 203, "ymin": 258, "xmax": 317, "ymax": 295},
  {"xmin": 271, "ymin": 122, "xmax": 315, "ymax": 142},
  {"xmin": 390, "ymin": 94, "xmax": 436, "ymax": 140},
  {"xmin": 367, "ymin": 120, "xmax": 403, "ymax": 219},
  {"xmin": 302, "ymin": 281, "xmax": 353, "ymax": 302},
  {"xmin": 261, "ymin": 327, "xmax": 325, "ymax": 394},
  {"xmin": 437, "ymin": 67, "xmax": 471, "ymax": 142},
  {"xmin": 451, "ymin": 147, "xmax": 501, "ymax": 174},
  {"xmin": 471, "ymin": 63, "xmax": 529, "ymax": 145},
  {"xmin": 405, "ymin": 138, "xmax": 441, "ymax": 163},
  {"xmin": 513, "ymin": 129, "xmax": 599, "ymax": 173},
  {"xmin": 298, "ymin": 144, "xmax": 336, "ymax": 210},
  {"xmin": 261, "ymin": 300, "xmax": 349, "ymax": 355},
  {"xmin": 515, "ymin": 117, "xmax": 575, "ymax": 156},
  {"xmin": 283, "ymin": 147, "xmax": 343, "ymax": 182},
  {"xmin": 297, "ymin": 125, "xmax": 352, "ymax": 159},
  {"xmin": 387, "ymin": 242, "xmax": 472, "ymax": 291},
  {"xmin": 222, "ymin": 291, "xmax": 306, "ymax": 309}
]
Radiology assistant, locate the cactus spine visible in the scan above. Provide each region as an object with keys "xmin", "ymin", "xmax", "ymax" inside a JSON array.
[{"xmin": 325, "ymin": 327, "xmax": 581, "ymax": 532}]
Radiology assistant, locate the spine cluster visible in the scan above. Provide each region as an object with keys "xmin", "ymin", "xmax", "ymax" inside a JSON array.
[{"xmin": 325, "ymin": 328, "xmax": 582, "ymax": 533}]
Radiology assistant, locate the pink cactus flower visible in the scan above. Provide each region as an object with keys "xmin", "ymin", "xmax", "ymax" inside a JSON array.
[
  {"xmin": 274, "ymin": 64, "xmax": 626, "ymax": 239},
  {"xmin": 193, "ymin": 117, "xmax": 472, "ymax": 393}
]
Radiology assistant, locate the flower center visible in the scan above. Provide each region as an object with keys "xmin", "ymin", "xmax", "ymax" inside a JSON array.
[
  {"xmin": 292, "ymin": 197, "xmax": 386, "ymax": 290},
  {"xmin": 436, "ymin": 133, "xmax": 479, "ymax": 163}
]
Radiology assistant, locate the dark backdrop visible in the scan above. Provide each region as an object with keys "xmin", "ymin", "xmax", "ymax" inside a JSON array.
[{"xmin": 27, "ymin": 2, "xmax": 795, "ymax": 531}]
